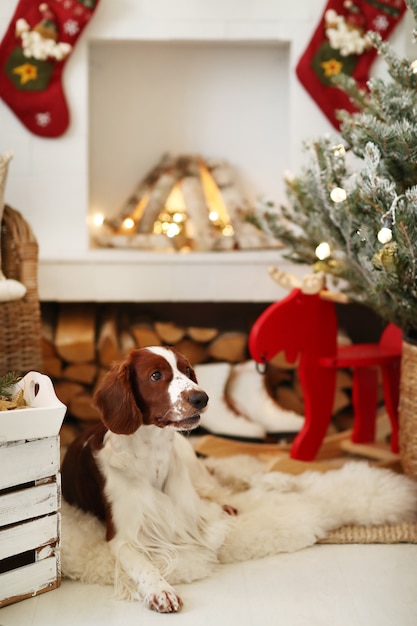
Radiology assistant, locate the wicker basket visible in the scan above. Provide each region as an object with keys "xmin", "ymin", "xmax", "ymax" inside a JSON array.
[
  {"xmin": 398, "ymin": 337, "xmax": 417, "ymax": 481},
  {"xmin": 0, "ymin": 205, "xmax": 42, "ymax": 377}
]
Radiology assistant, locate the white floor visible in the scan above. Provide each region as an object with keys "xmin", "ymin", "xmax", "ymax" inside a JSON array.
[{"xmin": 2, "ymin": 543, "xmax": 417, "ymax": 626}]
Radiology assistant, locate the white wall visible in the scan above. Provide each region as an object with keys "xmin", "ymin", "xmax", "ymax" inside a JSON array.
[{"xmin": 0, "ymin": 0, "xmax": 410, "ymax": 261}]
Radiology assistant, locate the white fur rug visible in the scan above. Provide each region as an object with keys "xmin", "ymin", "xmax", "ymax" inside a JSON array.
[{"xmin": 60, "ymin": 454, "xmax": 417, "ymax": 598}]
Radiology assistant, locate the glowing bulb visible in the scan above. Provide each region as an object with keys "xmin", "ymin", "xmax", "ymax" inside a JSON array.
[
  {"xmin": 173, "ymin": 212, "xmax": 184, "ymax": 223},
  {"xmin": 332, "ymin": 144, "xmax": 346, "ymax": 157},
  {"xmin": 209, "ymin": 211, "xmax": 219, "ymax": 222},
  {"xmin": 377, "ymin": 227, "xmax": 393, "ymax": 244},
  {"xmin": 377, "ymin": 216, "xmax": 393, "ymax": 244},
  {"xmin": 222, "ymin": 225, "xmax": 234, "ymax": 237},
  {"xmin": 330, "ymin": 187, "xmax": 347, "ymax": 203},
  {"xmin": 411, "ymin": 59, "xmax": 417, "ymax": 73},
  {"xmin": 315, "ymin": 242, "xmax": 331, "ymax": 260},
  {"xmin": 166, "ymin": 223, "xmax": 180, "ymax": 238},
  {"xmin": 122, "ymin": 217, "xmax": 135, "ymax": 230},
  {"xmin": 92, "ymin": 213, "xmax": 105, "ymax": 226}
]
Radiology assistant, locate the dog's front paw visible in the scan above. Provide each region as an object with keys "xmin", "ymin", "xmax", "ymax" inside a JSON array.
[{"xmin": 145, "ymin": 589, "xmax": 183, "ymax": 613}]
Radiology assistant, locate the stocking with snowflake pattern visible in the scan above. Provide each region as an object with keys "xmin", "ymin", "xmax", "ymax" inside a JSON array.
[
  {"xmin": 0, "ymin": 0, "xmax": 100, "ymax": 138},
  {"xmin": 296, "ymin": 0, "xmax": 407, "ymax": 129}
]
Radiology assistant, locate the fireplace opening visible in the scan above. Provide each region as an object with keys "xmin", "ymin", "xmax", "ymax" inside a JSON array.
[{"xmin": 88, "ymin": 39, "xmax": 290, "ymax": 251}]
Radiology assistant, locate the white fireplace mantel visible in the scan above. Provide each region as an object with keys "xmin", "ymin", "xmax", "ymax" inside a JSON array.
[{"xmin": 38, "ymin": 249, "xmax": 306, "ymax": 303}]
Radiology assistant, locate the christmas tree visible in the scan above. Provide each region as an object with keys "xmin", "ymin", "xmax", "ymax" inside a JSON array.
[{"xmin": 252, "ymin": 0, "xmax": 417, "ymax": 338}]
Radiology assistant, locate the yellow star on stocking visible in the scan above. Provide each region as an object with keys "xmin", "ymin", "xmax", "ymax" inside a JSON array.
[
  {"xmin": 321, "ymin": 58, "xmax": 343, "ymax": 77},
  {"xmin": 12, "ymin": 62, "xmax": 38, "ymax": 85}
]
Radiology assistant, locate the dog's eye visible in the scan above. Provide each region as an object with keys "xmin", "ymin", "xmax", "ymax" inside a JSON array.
[
  {"xmin": 185, "ymin": 366, "xmax": 192, "ymax": 378},
  {"xmin": 150, "ymin": 371, "xmax": 162, "ymax": 381}
]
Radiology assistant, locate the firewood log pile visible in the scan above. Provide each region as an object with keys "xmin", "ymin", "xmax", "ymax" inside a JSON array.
[{"xmin": 40, "ymin": 303, "xmax": 365, "ymax": 448}]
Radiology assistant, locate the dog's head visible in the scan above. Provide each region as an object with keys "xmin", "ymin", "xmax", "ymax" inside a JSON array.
[{"xmin": 93, "ymin": 346, "xmax": 208, "ymax": 435}]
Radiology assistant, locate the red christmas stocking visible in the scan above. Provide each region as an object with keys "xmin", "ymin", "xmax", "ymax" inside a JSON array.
[
  {"xmin": 0, "ymin": 0, "xmax": 100, "ymax": 138},
  {"xmin": 296, "ymin": 0, "xmax": 407, "ymax": 129}
]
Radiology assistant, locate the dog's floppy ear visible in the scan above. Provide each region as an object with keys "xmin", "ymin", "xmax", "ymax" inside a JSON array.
[
  {"xmin": 188, "ymin": 363, "xmax": 198, "ymax": 384},
  {"xmin": 93, "ymin": 356, "xmax": 143, "ymax": 435}
]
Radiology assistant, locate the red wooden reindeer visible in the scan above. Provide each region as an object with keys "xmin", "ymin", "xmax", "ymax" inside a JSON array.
[{"xmin": 249, "ymin": 269, "xmax": 402, "ymax": 461}]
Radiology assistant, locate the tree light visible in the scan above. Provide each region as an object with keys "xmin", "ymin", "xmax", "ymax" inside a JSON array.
[
  {"xmin": 332, "ymin": 144, "xmax": 346, "ymax": 157},
  {"xmin": 330, "ymin": 187, "xmax": 347, "ymax": 203},
  {"xmin": 377, "ymin": 217, "xmax": 393, "ymax": 244},
  {"xmin": 315, "ymin": 241, "xmax": 331, "ymax": 260},
  {"xmin": 377, "ymin": 227, "xmax": 393, "ymax": 244}
]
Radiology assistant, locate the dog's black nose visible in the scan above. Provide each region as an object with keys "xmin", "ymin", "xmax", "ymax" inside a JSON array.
[{"xmin": 188, "ymin": 391, "xmax": 209, "ymax": 410}]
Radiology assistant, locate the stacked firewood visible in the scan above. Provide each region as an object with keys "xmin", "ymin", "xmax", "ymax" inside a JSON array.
[
  {"xmin": 41, "ymin": 303, "xmax": 252, "ymax": 443},
  {"xmin": 93, "ymin": 153, "xmax": 280, "ymax": 252},
  {"xmin": 40, "ymin": 303, "xmax": 361, "ymax": 447}
]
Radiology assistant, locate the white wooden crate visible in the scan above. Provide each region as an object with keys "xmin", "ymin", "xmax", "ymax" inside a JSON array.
[{"xmin": 0, "ymin": 372, "xmax": 66, "ymax": 608}]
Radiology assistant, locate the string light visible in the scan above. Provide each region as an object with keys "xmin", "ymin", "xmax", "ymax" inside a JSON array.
[
  {"xmin": 376, "ymin": 194, "xmax": 404, "ymax": 244},
  {"xmin": 410, "ymin": 59, "xmax": 417, "ymax": 74},
  {"xmin": 377, "ymin": 218, "xmax": 393, "ymax": 244},
  {"xmin": 315, "ymin": 241, "xmax": 331, "ymax": 260},
  {"xmin": 122, "ymin": 217, "xmax": 135, "ymax": 230},
  {"xmin": 330, "ymin": 187, "xmax": 347, "ymax": 203},
  {"xmin": 332, "ymin": 144, "xmax": 346, "ymax": 157},
  {"xmin": 91, "ymin": 213, "xmax": 105, "ymax": 227}
]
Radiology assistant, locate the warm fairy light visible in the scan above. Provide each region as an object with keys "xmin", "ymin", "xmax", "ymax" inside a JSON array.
[
  {"xmin": 377, "ymin": 227, "xmax": 393, "ymax": 244},
  {"xmin": 332, "ymin": 144, "xmax": 346, "ymax": 157},
  {"xmin": 222, "ymin": 224, "xmax": 234, "ymax": 237},
  {"xmin": 166, "ymin": 223, "xmax": 181, "ymax": 238},
  {"xmin": 198, "ymin": 160, "xmax": 232, "ymax": 229},
  {"xmin": 122, "ymin": 217, "xmax": 135, "ymax": 230},
  {"xmin": 330, "ymin": 187, "xmax": 347, "ymax": 203},
  {"xmin": 173, "ymin": 212, "xmax": 184, "ymax": 223},
  {"xmin": 411, "ymin": 59, "xmax": 417, "ymax": 73},
  {"xmin": 315, "ymin": 241, "xmax": 331, "ymax": 260},
  {"xmin": 209, "ymin": 211, "xmax": 219, "ymax": 222},
  {"xmin": 92, "ymin": 213, "xmax": 105, "ymax": 226},
  {"xmin": 377, "ymin": 217, "xmax": 394, "ymax": 244}
]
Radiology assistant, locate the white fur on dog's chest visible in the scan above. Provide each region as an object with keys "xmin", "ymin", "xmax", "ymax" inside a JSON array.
[{"xmin": 99, "ymin": 426, "xmax": 175, "ymax": 490}]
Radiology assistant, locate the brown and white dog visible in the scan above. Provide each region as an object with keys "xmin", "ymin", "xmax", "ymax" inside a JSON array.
[
  {"xmin": 61, "ymin": 346, "xmax": 234, "ymax": 613},
  {"xmin": 61, "ymin": 346, "xmax": 417, "ymax": 614}
]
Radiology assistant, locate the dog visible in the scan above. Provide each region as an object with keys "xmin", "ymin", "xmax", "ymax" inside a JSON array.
[
  {"xmin": 61, "ymin": 346, "xmax": 236, "ymax": 613},
  {"xmin": 61, "ymin": 346, "xmax": 417, "ymax": 614}
]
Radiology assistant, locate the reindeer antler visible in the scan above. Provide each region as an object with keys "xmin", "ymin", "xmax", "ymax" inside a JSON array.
[
  {"xmin": 268, "ymin": 266, "xmax": 350, "ymax": 303},
  {"xmin": 268, "ymin": 267, "xmax": 301, "ymax": 291}
]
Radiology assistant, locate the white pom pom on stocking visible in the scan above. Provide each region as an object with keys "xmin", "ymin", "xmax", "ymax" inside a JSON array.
[{"xmin": 0, "ymin": 152, "xmax": 27, "ymax": 302}]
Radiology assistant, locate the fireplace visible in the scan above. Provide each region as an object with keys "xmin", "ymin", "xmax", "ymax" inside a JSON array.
[
  {"xmin": 88, "ymin": 39, "xmax": 290, "ymax": 252},
  {"xmin": 3, "ymin": 0, "xmax": 363, "ymax": 303}
]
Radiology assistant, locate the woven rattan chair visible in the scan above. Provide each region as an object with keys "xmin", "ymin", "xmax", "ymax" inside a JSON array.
[{"xmin": 0, "ymin": 204, "xmax": 42, "ymax": 376}]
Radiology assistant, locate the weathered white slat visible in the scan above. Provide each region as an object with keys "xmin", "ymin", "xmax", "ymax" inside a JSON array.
[
  {"xmin": 0, "ymin": 556, "xmax": 59, "ymax": 608},
  {"xmin": 0, "ymin": 437, "xmax": 60, "ymax": 490},
  {"xmin": 0, "ymin": 514, "xmax": 59, "ymax": 560},
  {"xmin": 0, "ymin": 482, "xmax": 59, "ymax": 528}
]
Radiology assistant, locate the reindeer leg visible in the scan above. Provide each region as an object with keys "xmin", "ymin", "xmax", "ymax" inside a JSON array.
[{"xmin": 290, "ymin": 362, "xmax": 337, "ymax": 462}]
